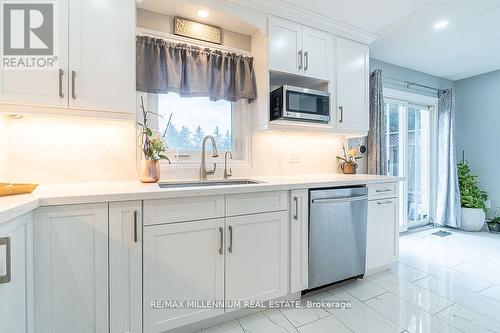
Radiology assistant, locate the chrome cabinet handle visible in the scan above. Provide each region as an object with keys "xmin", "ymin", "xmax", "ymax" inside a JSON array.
[
  {"xmin": 298, "ymin": 50, "xmax": 303, "ymax": 70},
  {"xmin": 71, "ymin": 70, "xmax": 76, "ymax": 99},
  {"xmin": 58, "ymin": 69, "xmax": 64, "ymax": 98},
  {"xmin": 339, "ymin": 106, "xmax": 344, "ymax": 123},
  {"xmin": 377, "ymin": 200, "xmax": 393, "ymax": 205},
  {"xmin": 218, "ymin": 227, "xmax": 223, "ymax": 255},
  {"xmin": 293, "ymin": 197, "xmax": 299, "ymax": 220},
  {"xmin": 0, "ymin": 237, "xmax": 11, "ymax": 284},
  {"xmin": 376, "ymin": 189, "xmax": 392, "ymax": 193},
  {"xmin": 304, "ymin": 51, "xmax": 309, "ymax": 71},
  {"xmin": 228, "ymin": 226, "xmax": 233, "ymax": 253},
  {"xmin": 133, "ymin": 210, "xmax": 138, "ymax": 243}
]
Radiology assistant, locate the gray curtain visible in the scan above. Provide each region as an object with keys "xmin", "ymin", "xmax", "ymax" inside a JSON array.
[
  {"xmin": 436, "ymin": 89, "xmax": 461, "ymax": 227},
  {"xmin": 367, "ymin": 69, "xmax": 388, "ymax": 175},
  {"xmin": 136, "ymin": 36, "xmax": 257, "ymax": 102}
]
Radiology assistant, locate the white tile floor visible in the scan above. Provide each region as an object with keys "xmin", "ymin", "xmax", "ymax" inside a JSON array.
[{"xmin": 197, "ymin": 228, "xmax": 500, "ymax": 333}]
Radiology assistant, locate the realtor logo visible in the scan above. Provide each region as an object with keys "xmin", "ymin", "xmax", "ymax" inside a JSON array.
[{"xmin": 1, "ymin": 2, "xmax": 58, "ymax": 69}]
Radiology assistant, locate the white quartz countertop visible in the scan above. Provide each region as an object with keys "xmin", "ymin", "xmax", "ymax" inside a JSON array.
[{"xmin": 0, "ymin": 173, "xmax": 403, "ymax": 225}]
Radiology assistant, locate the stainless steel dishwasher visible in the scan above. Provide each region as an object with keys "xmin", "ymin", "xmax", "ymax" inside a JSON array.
[{"xmin": 308, "ymin": 186, "xmax": 368, "ymax": 289}]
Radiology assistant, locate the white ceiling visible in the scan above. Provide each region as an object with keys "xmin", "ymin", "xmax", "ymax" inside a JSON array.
[
  {"xmin": 138, "ymin": 0, "xmax": 432, "ymax": 35},
  {"xmin": 370, "ymin": 0, "xmax": 500, "ymax": 81},
  {"xmin": 279, "ymin": 0, "xmax": 432, "ymax": 33}
]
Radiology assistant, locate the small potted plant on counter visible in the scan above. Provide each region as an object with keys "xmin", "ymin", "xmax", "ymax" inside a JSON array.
[
  {"xmin": 487, "ymin": 209, "xmax": 500, "ymax": 233},
  {"xmin": 337, "ymin": 144, "xmax": 362, "ymax": 174},
  {"xmin": 457, "ymin": 161, "xmax": 488, "ymax": 231},
  {"xmin": 138, "ymin": 97, "xmax": 171, "ymax": 183}
]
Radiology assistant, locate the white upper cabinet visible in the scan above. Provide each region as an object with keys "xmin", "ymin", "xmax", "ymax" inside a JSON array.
[
  {"xmin": 68, "ymin": 0, "xmax": 135, "ymax": 113},
  {"xmin": 335, "ymin": 37, "xmax": 369, "ymax": 132},
  {"xmin": 268, "ymin": 17, "xmax": 302, "ymax": 76},
  {"xmin": 0, "ymin": 0, "xmax": 134, "ymax": 115},
  {"xmin": 302, "ymin": 27, "xmax": 330, "ymax": 80},
  {"xmin": 0, "ymin": 0, "xmax": 68, "ymax": 108},
  {"xmin": 268, "ymin": 17, "xmax": 330, "ymax": 80}
]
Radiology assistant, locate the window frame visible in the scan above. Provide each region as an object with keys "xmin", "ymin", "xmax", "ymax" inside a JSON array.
[{"xmin": 137, "ymin": 92, "xmax": 252, "ymax": 169}]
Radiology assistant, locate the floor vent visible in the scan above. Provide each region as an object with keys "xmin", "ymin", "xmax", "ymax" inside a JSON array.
[{"xmin": 431, "ymin": 230, "xmax": 452, "ymax": 237}]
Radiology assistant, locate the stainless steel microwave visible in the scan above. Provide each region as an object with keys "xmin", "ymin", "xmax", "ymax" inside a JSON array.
[{"xmin": 270, "ymin": 85, "xmax": 330, "ymax": 123}]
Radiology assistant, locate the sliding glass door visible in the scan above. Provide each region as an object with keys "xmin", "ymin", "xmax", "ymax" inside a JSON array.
[{"xmin": 385, "ymin": 97, "xmax": 435, "ymax": 230}]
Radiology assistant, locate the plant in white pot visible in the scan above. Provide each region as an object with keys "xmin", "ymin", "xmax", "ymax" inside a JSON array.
[{"xmin": 457, "ymin": 161, "xmax": 488, "ymax": 231}]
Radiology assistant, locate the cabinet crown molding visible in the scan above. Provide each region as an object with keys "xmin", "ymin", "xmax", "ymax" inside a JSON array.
[{"xmin": 228, "ymin": 0, "xmax": 378, "ymax": 44}]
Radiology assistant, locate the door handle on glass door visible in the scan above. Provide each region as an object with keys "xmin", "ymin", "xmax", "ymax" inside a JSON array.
[{"xmin": 339, "ymin": 106, "xmax": 344, "ymax": 123}]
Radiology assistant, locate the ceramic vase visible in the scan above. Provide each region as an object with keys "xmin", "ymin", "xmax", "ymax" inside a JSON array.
[{"xmin": 139, "ymin": 159, "xmax": 160, "ymax": 183}]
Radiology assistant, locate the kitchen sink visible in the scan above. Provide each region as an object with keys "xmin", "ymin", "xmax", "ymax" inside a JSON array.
[{"xmin": 158, "ymin": 179, "xmax": 262, "ymax": 189}]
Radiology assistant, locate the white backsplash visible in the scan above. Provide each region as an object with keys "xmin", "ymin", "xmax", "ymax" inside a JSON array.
[{"xmin": 2, "ymin": 114, "xmax": 347, "ymax": 183}]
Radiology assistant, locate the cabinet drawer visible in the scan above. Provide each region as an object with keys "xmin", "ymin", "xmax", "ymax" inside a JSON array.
[
  {"xmin": 144, "ymin": 196, "xmax": 225, "ymax": 225},
  {"xmin": 226, "ymin": 191, "xmax": 287, "ymax": 217},
  {"xmin": 368, "ymin": 182, "xmax": 398, "ymax": 200}
]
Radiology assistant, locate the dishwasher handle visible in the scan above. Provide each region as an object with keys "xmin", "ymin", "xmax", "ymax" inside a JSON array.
[{"xmin": 311, "ymin": 195, "xmax": 368, "ymax": 204}]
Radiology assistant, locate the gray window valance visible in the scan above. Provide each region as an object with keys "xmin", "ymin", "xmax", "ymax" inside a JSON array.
[{"xmin": 136, "ymin": 36, "xmax": 257, "ymax": 102}]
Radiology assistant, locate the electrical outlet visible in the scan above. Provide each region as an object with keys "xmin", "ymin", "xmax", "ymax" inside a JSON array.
[{"xmin": 289, "ymin": 153, "xmax": 300, "ymax": 164}]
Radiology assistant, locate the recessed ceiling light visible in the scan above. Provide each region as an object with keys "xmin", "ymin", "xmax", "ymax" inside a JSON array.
[
  {"xmin": 197, "ymin": 9, "xmax": 209, "ymax": 18},
  {"xmin": 434, "ymin": 20, "xmax": 449, "ymax": 30}
]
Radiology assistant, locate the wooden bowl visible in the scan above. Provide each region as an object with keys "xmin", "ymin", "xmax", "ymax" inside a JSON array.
[{"xmin": 0, "ymin": 183, "xmax": 39, "ymax": 197}]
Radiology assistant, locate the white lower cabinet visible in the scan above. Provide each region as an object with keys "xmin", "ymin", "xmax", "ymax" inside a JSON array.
[
  {"xmin": 34, "ymin": 203, "xmax": 109, "ymax": 333},
  {"xmin": 109, "ymin": 201, "xmax": 142, "ymax": 333},
  {"xmin": 143, "ymin": 219, "xmax": 225, "ymax": 333},
  {"xmin": 289, "ymin": 189, "xmax": 308, "ymax": 293},
  {"xmin": 0, "ymin": 212, "xmax": 34, "ymax": 333},
  {"xmin": 366, "ymin": 197, "xmax": 399, "ymax": 272},
  {"xmin": 225, "ymin": 211, "xmax": 288, "ymax": 303}
]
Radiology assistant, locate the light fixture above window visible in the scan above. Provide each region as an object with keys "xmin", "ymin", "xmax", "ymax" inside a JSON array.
[
  {"xmin": 434, "ymin": 20, "xmax": 449, "ymax": 30},
  {"xmin": 197, "ymin": 9, "xmax": 209, "ymax": 18}
]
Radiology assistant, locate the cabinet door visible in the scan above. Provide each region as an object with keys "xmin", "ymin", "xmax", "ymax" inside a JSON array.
[
  {"xmin": 366, "ymin": 199, "xmax": 399, "ymax": 272},
  {"xmin": 34, "ymin": 203, "xmax": 108, "ymax": 333},
  {"xmin": 143, "ymin": 219, "xmax": 224, "ymax": 333},
  {"xmin": 68, "ymin": 0, "xmax": 135, "ymax": 113},
  {"xmin": 226, "ymin": 211, "xmax": 288, "ymax": 303},
  {"xmin": 290, "ymin": 190, "xmax": 308, "ymax": 293},
  {"xmin": 109, "ymin": 201, "xmax": 142, "ymax": 333},
  {"xmin": 0, "ymin": 212, "xmax": 33, "ymax": 333},
  {"xmin": 302, "ymin": 27, "xmax": 330, "ymax": 80},
  {"xmin": 336, "ymin": 37, "xmax": 369, "ymax": 132},
  {"xmin": 268, "ymin": 16, "xmax": 302, "ymax": 75},
  {"xmin": 0, "ymin": 0, "xmax": 68, "ymax": 108}
]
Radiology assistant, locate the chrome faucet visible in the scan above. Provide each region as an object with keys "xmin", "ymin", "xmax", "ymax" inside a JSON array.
[
  {"xmin": 199, "ymin": 135, "xmax": 219, "ymax": 180},
  {"xmin": 223, "ymin": 151, "xmax": 233, "ymax": 179}
]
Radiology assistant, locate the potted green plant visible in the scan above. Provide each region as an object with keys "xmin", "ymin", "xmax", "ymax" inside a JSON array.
[
  {"xmin": 457, "ymin": 161, "xmax": 488, "ymax": 231},
  {"xmin": 487, "ymin": 209, "xmax": 500, "ymax": 233},
  {"xmin": 337, "ymin": 144, "xmax": 362, "ymax": 174}
]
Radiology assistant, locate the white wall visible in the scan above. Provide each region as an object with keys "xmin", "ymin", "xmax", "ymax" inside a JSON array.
[
  {"xmin": 136, "ymin": 9, "xmax": 252, "ymax": 51},
  {"xmin": 0, "ymin": 116, "xmax": 8, "ymax": 180}
]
